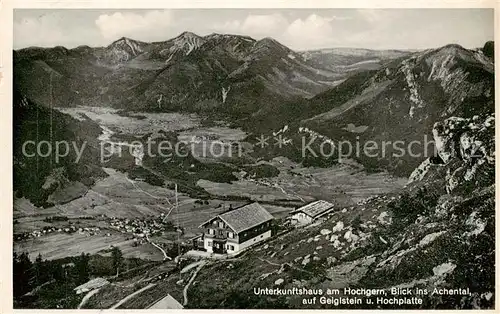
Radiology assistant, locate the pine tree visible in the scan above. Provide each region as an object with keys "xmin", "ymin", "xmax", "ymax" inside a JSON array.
[
  {"xmin": 13, "ymin": 252, "xmax": 33, "ymax": 297},
  {"xmin": 111, "ymin": 247, "xmax": 123, "ymax": 277},
  {"xmin": 34, "ymin": 253, "xmax": 44, "ymax": 285},
  {"xmin": 75, "ymin": 253, "xmax": 90, "ymax": 284}
]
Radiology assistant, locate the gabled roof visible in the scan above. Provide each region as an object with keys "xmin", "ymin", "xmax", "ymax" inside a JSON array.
[
  {"xmin": 200, "ymin": 202, "xmax": 274, "ymax": 234},
  {"xmin": 149, "ymin": 294, "xmax": 184, "ymax": 309},
  {"xmin": 291, "ymin": 200, "xmax": 334, "ymax": 219}
]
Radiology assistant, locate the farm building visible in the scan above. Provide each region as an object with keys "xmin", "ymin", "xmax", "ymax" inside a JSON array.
[
  {"xmin": 198, "ymin": 202, "xmax": 274, "ymax": 254},
  {"xmin": 290, "ymin": 200, "xmax": 335, "ymax": 225}
]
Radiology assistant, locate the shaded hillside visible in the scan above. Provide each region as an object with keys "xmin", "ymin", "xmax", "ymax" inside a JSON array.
[{"xmin": 13, "ymin": 87, "xmax": 107, "ymax": 206}]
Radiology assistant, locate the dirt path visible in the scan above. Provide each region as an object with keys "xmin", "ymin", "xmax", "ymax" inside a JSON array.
[
  {"xmin": 77, "ymin": 288, "xmax": 101, "ymax": 309},
  {"xmin": 109, "ymin": 283, "xmax": 157, "ymax": 309},
  {"xmin": 273, "ymin": 182, "xmax": 305, "ymax": 202},
  {"xmin": 126, "ymin": 177, "xmax": 174, "ymax": 207},
  {"xmin": 257, "ymin": 257, "xmax": 332, "ymax": 281},
  {"xmin": 145, "ymin": 234, "xmax": 172, "ymax": 261},
  {"xmin": 180, "ymin": 260, "xmax": 205, "ymax": 274},
  {"xmin": 183, "ymin": 262, "xmax": 206, "ymax": 306},
  {"xmin": 23, "ymin": 279, "xmax": 55, "ymax": 297}
]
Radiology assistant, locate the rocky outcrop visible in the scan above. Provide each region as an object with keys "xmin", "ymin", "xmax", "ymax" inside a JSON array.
[
  {"xmin": 482, "ymin": 41, "xmax": 494, "ymax": 59},
  {"xmin": 410, "ymin": 114, "xmax": 494, "ymax": 194}
]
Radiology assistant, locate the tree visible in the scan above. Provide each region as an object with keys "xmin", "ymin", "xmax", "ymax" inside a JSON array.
[
  {"xmin": 111, "ymin": 246, "xmax": 124, "ymax": 277},
  {"xmin": 13, "ymin": 252, "xmax": 33, "ymax": 297},
  {"xmin": 34, "ymin": 253, "xmax": 45, "ymax": 286},
  {"xmin": 75, "ymin": 253, "xmax": 90, "ymax": 284},
  {"xmin": 48, "ymin": 262, "xmax": 64, "ymax": 282}
]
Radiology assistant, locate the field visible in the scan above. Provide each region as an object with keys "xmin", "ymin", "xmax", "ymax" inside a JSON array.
[
  {"xmin": 198, "ymin": 157, "xmax": 406, "ymax": 208},
  {"xmin": 58, "ymin": 106, "xmax": 201, "ymax": 135},
  {"xmin": 14, "ymin": 230, "xmax": 164, "ymax": 261}
]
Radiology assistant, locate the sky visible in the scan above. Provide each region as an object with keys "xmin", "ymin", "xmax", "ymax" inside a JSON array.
[{"xmin": 13, "ymin": 9, "xmax": 494, "ymax": 50}]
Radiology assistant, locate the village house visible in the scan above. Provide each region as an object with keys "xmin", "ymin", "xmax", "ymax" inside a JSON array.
[
  {"xmin": 289, "ymin": 200, "xmax": 335, "ymax": 225},
  {"xmin": 198, "ymin": 202, "xmax": 274, "ymax": 254}
]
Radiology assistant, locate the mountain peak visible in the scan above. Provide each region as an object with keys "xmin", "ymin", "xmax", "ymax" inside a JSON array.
[
  {"xmin": 170, "ymin": 31, "xmax": 205, "ymax": 56},
  {"xmin": 176, "ymin": 31, "xmax": 201, "ymax": 40},
  {"xmin": 252, "ymin": 37, "xmax": 290, "ymax": 55},
  {"xmin": 255, "ymin": 37, "xmax": 288, "ymax": 49},
  {"xmin": 109, "ymin": 36, "xmax": 133, "ymax": 46},
  {"xmin": 204, "ymin": 33, "xmax": 256, "ymax": 42},
  {"xmin": 104, "ymin": 37, "xmax": 147, "ymax": 63},
  {"xmin": 423, "ymin": 42, "xmax": 493, "ymax": 72}
]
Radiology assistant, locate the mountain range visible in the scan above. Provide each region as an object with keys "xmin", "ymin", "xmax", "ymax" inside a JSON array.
[{"xmin": 14, "ymin": 32, "xmax": 354, "ymax": 115}]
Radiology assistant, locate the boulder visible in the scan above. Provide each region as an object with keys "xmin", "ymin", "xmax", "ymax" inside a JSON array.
[
  {"xmin": 332, "ymin": 221, "xmax": 344, "ymax": 233},
  {"xmin": 320, "ymin": 229, "xmax": 332, "ymax": 235}
]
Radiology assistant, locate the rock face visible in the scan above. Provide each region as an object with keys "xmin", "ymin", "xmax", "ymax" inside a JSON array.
[{"xmin": 410, "ymin": 114, "xmax": 495, "ymax": 194}]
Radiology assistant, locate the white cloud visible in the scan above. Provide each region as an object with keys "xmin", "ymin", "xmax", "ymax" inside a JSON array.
[
  {"xmin": 327, "ymin": 15, "xmax": 353, "ymax": 21},
  {"xmin": 14, "ymin": 14, "xmax": 67, "ymax": 48},
  {"xmin": 282, "ymin": 14, "xmax": 337, "ymax": 50},
  {"xmin": 212, "ymin": 13, "xmax": 288, "ymax": 38},
  {"xmin": 95, "ymin": 10, "xmax": 174, "ymax": 42},
  {"xmin": 241, "ymin": 14, "xmax": 288, "ymax": 35},
  {"xmin": 212, "ymin": 13, "xmax": 344, "ymax": 49}
]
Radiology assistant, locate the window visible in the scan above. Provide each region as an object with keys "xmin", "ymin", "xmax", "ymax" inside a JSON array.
[
  {"xmin": 229, "ymin": 245, "xmax": 234, "ymax": 250},
  {"xmin": 208, "ymin": 229, "xmax": 214, "ymax": 235},
  {"xmin": 219, "ymin": 222, "xmax": 224, "ymax": 228},
  {"xmin": 228, "ymin": 232, "xmax": 234, "ymax": 239},
  {"xmin": 207, "ymin": 241, "xmax": 212, "ymax": 247},
  {"xmin": 219, "ymin": 230, "xmax": 224, "ymax": 236}
]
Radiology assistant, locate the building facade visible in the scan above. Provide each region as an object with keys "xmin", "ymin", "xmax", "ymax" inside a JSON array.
[
  {"xmin": 199, "ymin": 202, "xmax": 274, "ymax": 254},
  {"xmin": 290, "ymin": 200, "xmax": 335, "ymax": 225}
]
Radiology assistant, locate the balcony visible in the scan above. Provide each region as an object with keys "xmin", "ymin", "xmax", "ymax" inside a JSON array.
[{"xmin": 204, "ymin": 232, "xmax": 227, "ymax": 240}]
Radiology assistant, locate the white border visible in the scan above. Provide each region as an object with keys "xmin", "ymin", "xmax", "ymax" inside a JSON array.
[{"xmin": 1, "ymin": 1, "xmax": 498, "ymax": 314}]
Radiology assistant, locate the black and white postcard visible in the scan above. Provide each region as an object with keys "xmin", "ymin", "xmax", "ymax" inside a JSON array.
[{"xmin": 2, "ymin": 0, "xmax": 497, "ymax": 311}]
